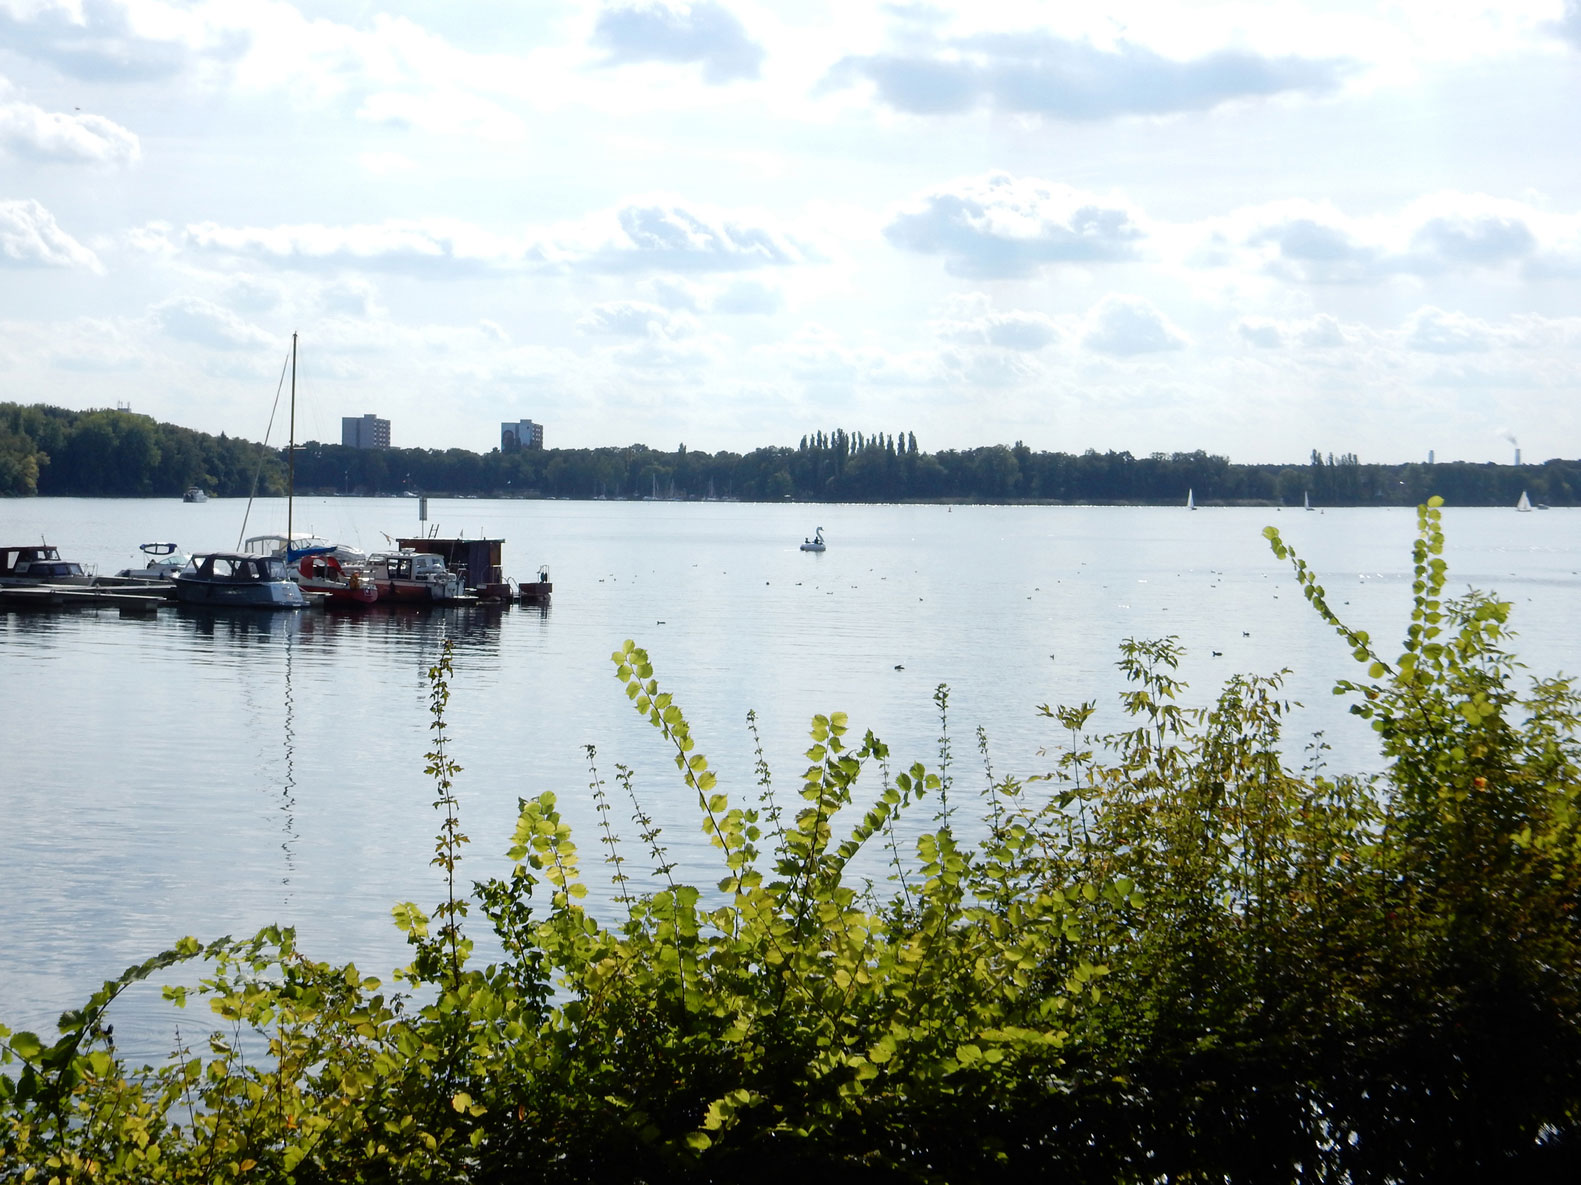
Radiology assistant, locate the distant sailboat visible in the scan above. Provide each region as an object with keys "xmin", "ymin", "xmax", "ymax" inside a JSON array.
[
  {"xmin": 1517, "ymin": 490, "xmax": 1533, "ymax": 512},
  {"xmin": 1304, "ymin": 491, "xmax": 1314, "ymax": 511},
  {"xmin": 1187, "ymin": 489, "xmax": 1196, "ymax": 511}
]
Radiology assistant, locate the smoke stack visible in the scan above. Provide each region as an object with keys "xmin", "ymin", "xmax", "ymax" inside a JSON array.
[
  {"xmin": 1516, "ymin": 447, "xmax": 1522, "ymax": 466},
  {"xmin": 1428, "ymin": 449, "xmax": 1434, "ymax": 465}
]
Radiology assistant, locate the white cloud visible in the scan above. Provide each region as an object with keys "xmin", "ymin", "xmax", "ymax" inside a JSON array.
[
  {"xmin": 1081, "ymin": 294, "xmax": 1188, "ymax": 356},
  {"xmin": 358, "ymin": 151, "xmax": 414, "ymax": 176},
  {"xmin": 1410, "ymin": 208, "xmax": 1537, "ymax": 267},
  {"xmin": 711, "ymin": 278, "xmax": 782, "ymax": 314},
  {"xmin": 1298, "ymin": 314, "xmax": 1351, "ymax": 348},
  {"xmin": 591, "ymin": 1, "xmax": 765, "ymax": 83},
  {"xmin": 222, "ymin": 273, "xmax": 286, "ymax": 314},
  {"xmin": 1550, "ymin": 0, "xmax": 1581, "ymax": 49},
  {"xmin": 357, "ymin": 89, "xmax": 526, "ymax": 142},
  {"xmin": 153, "ymin": 295, "xmax": 274, "ymax": 350},
  {"xmin": 937, "ymin": 345, "xmax": 1042, "ymax": 387},
  {"xmin": 609, "ymin": 333, "xmax": 718, "ymax": 371},
  {"xmin": 1403, "ymin": 306, "xmax": 1498, "ymax": 353},
  {"xmin": 319, "ymin": 277, "xmax": 382, "ymax": 319},
  {"xmin": 166, "ymin": 198, "xmax": 819, "ymax": 277},
  {"xmin": 826, "ymin": 30, "xmax": 1353, "ymax": 118},
  {"xmin": 647, "ymin": 276, "xmax": 705, "ymax": 310},
  {"xmin": 1237, "ymin": 318, "xmax": 1283, "ymax": 348},
  {"xmin": 577, "ymin": 300, "xmax": 697, "ymax": 338},
  {"xmin": 758, "ymin": 324, "xmax": 936, "ymax": 390},
  {"xmin": 1242, "ymin": 203, "xmax": 1383, "ymax": 284},
  {"xmin": 0, "ymin": 84, "xmax": 140, "ymax": 165},
  {"xmin": 0, "ymin": 0, "xmax": 196, "ymax": 82},
  {"xmin": 1203, "ymin": 194, "xmax": 1580, "ymax": 284},
  {"xmin": 179, "ymin": 217, "xmax": 516, "ymax": 273},
  {"xmin": 934, "ymin": 298, "xmax": 1061, "ymax": 350},
  {"xmin": 885, "ymin": 172, "xmax": 1145, "ymax": 278},
  {"xmin": 592, "ymin": 200, "xmax": 815, "ymax": 272},
  {"xmin": 1233, "ymin": 312, "xmax": 1359, "ymax": 350},
  {"xmin": 0, "ymin": 198, "xmax": 101, "ymax": 270}
]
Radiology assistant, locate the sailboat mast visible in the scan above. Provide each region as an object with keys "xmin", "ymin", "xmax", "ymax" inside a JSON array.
[{"xmin": 287, "ymin": 331, "xmax": 297, "ymax": 547}]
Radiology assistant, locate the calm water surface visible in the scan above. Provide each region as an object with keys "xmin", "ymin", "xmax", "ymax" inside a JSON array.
[{"xmin": 3, "ymin": 497, "xmax": 1579, "ymax": 1057}]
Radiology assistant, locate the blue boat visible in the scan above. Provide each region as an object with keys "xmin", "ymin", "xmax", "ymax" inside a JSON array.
[{"xmin": 173, "ymin": 553, "xmax": 307, "ymax": 608}]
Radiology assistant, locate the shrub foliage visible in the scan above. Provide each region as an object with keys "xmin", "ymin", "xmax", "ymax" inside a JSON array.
[{"xmin": 4, "ymin": 498, "xmax": 1581, "ymax": 1182}]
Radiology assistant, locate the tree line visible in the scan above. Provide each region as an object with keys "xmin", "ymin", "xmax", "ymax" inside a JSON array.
[{"xmin": 3, "ymin": 402, "xmax": 1574, "ymax": 506}]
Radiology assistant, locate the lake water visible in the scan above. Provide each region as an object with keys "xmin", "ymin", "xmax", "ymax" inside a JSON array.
[{"xmin": 4, "ymin": 497, "xmax": 1579, "ymax": 1059}]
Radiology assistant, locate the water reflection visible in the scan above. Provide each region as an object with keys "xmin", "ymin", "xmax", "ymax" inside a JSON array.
[
  {"xmin": 167, "ymin": 602, "xmax": 508, "ymax": 659},
  {"xmin": 280, "ymin": 631, "xmax": 298, "ymax": 891},
  {"xmin": 174, "ymin": 604, "xmax": 306, "ymax": 648}
]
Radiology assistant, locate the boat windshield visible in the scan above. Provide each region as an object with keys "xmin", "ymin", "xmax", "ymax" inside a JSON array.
[
  {"xmin": 197, "ymin": 555, "xmax": 284, "ymax": 580},
  {"xmin": 25, "ymin": 561, "xmax": 84, "ymax": 578}
]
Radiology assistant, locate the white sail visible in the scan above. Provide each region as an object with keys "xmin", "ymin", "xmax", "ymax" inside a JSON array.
[
  {"xmin": 1517, "ymin": 490, "xmax": 1532, "ymax": 512},
  {"xmin": 1187, "ymin": 488, "xmax": 1196, "ymax": 510},
  {"xmin": 1304, "ymin": 491, "xmax": 1313, "ymax": 511}
]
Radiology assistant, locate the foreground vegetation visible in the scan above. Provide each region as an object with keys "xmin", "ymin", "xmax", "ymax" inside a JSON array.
[
  {"xmin": 4, "ymin": 498, "xmax": 1581, "ymax": 1181},
  {"xmin": 5, "ymin": 401, "xmax": 1576, "ymax": 505}
]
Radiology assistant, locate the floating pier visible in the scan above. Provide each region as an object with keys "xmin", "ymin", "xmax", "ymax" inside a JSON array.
[
  {"xmin": 0, "ymin": 583, "xmax": 176, "ymax": 613},
  {"xmin": 518, "ymin": 565, "xmax": 552, "ymax": 604}
]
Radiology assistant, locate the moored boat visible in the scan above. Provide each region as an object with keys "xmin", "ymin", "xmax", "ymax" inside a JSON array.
[
  {"xmin": 368, "ymin": 550, "xmax": 465, "ymax": 604},
  {"xmin": 183, "ymin": 487, "xmax": 208, "ymax": 503},
  {"xmin": 174, "ymin": 553, "xmax": 307, "ymax": 608},
  {"xmin": 245, "ymin": 534, "xmax": 378, "ymax": 607},
  {"xmin": 394, "ymin": 536, "xmax": 510, "ymax": 599},
  {"xmin": 800, "ymin": 526, "xmax": 826, "ymax": 552},
  {"xmin": 112, "ymin": 541, "xmax": 190, "ymax": 582},
  {"xmin": 0, "ymin": 543, "xmax": 95, "ymax": 586}
]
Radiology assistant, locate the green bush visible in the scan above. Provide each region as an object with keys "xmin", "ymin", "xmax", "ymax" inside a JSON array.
[{"xmin": 4, "ymin": 498, "xmax": 1580, "ymax": 1182}]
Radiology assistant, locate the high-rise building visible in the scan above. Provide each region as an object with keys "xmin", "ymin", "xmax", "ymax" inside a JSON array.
[
  {"xmin": 342, "ymin": 414, "xmax": 390, "ymax": 449},
  {"xmin": 502, "ymin": 419, "xmax": 544, "ymax": 452}
]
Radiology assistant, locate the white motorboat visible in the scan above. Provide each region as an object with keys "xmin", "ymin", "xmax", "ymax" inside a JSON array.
[
  {"xmin": 367, "ymin": 550, "xmax": 465, "ymax": 603},
  {"xmin": 113, "ymin": 541, "xmax": 190, "ymax": 582}
]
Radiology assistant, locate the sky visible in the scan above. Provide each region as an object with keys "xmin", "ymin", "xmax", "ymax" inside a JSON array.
[{"xmin": 1, "ymin": 1, "xmax": 1579, "ymax": 463}]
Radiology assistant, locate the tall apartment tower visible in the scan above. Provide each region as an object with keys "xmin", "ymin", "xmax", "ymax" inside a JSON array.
[
  {"xmin": 502, "ymin": 419, "xmax": 544, "ymax": 452},
  {"xmin": 342, "ymin": 414, "xmax": 390, "ymax": 449}
]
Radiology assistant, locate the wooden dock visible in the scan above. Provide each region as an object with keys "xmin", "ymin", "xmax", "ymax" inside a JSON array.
[{"xmin": 0, "ymin": 583, "xmax": 176, "ymax": 613}]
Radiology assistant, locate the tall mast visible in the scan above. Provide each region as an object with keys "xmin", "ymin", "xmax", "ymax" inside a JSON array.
[{"xmin": 287, "ymin": 331, "xmax": 297, "ymax": 548}]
